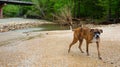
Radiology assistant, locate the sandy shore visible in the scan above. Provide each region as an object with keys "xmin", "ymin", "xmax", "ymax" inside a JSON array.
[{"xmin": 0, "ymin": 24, "xmax": 120, "ymax": 67}]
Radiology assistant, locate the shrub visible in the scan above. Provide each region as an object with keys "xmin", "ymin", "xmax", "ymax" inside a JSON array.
[{"xmin": 3, "ymin": 5, "xmax": 20, "ymax": 17}]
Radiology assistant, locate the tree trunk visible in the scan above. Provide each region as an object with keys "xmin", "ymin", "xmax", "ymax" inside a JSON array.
[
  {"xmin": 39, "ymin": 8, "xmax": 46, "ymax": 18},
  {"xmin": 78, "ymin": 0, "xmax": 80, "ymax": 18},
  {"xmin": 0, "ymin": 4, "xmax": 5, "ymax": 18},
  {"xmin": 73, "ymin": 0, "xmax": 76, "ymax": 18},
  {"xmin": 114, "ymin": 1, "xmax": 120, "ymax": 23},
  {"xmin": 108, "ymin": 0, "xmax": 112, "ymax": 21}
]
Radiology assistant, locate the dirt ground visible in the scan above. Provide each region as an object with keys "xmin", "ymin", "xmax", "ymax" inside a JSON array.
[{"xmin": 0, "ymin": 24, "xmax": 120, "ymax": 67}]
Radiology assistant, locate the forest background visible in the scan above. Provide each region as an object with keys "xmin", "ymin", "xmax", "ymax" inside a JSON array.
[{"xmin": 3, "ymin": 0, "xmax": 120, "ymax": 25}]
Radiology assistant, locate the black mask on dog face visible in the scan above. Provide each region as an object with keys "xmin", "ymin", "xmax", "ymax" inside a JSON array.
[
  {"xmin": 94, "ymin": 32, "xmax": 100, "ymax": 39},
  {"xmin": 90, "ymin": 29, "xmax": 103, "ymax": 39},
  {"xmin": 90, "ymin": 29, "xmax": 103, "ymax": 42}
]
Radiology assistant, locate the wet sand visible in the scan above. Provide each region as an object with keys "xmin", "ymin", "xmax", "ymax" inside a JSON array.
[{"xmin": 0, "ymin": 24, "xmax": 120, "ymax": 67}]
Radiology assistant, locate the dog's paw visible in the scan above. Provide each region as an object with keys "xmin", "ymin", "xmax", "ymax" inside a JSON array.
[
  {"xmin": 68, "ymin": 50, "xmax": 70, "ymax": 53},
  {"xmin": 81, "ymin": 51, "xmax": 84, "ymax": 53},
  {"xmin": 87, "ymin": 54, "xmax": 89, "ymax": 56},
  {"xmin": 99, "ymin": 57, "xmax": 102, "ymax": 60}
]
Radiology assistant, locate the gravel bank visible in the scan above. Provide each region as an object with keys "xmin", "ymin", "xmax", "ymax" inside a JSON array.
[{"xmin": 0, "ymin": 18, "xmax": 52, "ymax": 32}]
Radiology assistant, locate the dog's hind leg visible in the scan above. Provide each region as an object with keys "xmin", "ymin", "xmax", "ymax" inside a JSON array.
[
  {"xmin": 78, "ymin": 38, "xmax": 84, "ymax": 53},
  {"xmin": 68, "ymin": 37, "xmax": 78, "ymax": 53}
]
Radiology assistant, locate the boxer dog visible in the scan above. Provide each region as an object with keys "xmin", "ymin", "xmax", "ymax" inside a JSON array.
[{"xmin": 68, "ymin": 27, "xmax": 103, "ymax": 59}]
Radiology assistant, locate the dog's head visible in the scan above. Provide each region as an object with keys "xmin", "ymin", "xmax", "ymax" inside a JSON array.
[{"xmin": 90, "ymin": 29, "xmax": 103, "ymax": 39}]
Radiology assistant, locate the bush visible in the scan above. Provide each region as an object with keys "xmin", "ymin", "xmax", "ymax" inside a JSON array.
[{"xmin": 3, "ymin": 5, "xmax": 20, "ymax": 17}]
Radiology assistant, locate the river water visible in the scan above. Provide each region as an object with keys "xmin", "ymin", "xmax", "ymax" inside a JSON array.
[
  {"xmin": 0, "ymin": 18, "xmax": 69, "ymax": 32},
  {"xmin": 14, "ymin": 24, "xmax": 69, "ymax": 32}
]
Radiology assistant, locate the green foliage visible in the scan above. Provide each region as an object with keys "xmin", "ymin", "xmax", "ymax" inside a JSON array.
[
  {"xmin": 27, "ymin": 0, "xmax": 74, "ymax": 20},
  {"xmin": 29, "ymin": 0, "xmax": 54, "ymax": 19},
  {"xmin": 3, "ymin": 5, "xmax": 20, "ymax": 17},
  {"xmin": 2, "ymin": 0, "xmax": 120, "ymax": 23},
  {"xmin": 100, "ymin": 0, "xmax": 120, "ymax": 19}
]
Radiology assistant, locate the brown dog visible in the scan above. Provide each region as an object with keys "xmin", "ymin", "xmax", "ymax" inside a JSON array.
[{"xmin": 68, "ymin": 27, "xmax": 103, "ymax": 59}]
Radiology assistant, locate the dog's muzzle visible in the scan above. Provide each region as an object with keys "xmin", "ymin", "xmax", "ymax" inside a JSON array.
[
  {"xmin": 91, "ymin": 33, "xmax": 100, "ymax": 42},
  {"xmin": 94, "ymin": 33, "xmax": 100, "ymax": 39}
]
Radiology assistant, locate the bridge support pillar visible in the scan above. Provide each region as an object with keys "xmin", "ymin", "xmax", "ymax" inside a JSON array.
[{"xmin": 0, "ymin": 4, "xmax": 6, "ymax": 19}]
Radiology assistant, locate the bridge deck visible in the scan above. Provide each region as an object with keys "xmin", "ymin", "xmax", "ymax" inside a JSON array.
[{"xmin": 0, "ymin": 0, "xmax": 33, "ymax": 5}]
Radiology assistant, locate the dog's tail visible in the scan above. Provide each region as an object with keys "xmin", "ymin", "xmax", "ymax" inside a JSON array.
[
  {"xmin": 71, "ymin": 24, "xmax": 83, "ymax": 31},
  {"xmin": 72, "ymin": 27, "xmax": 83, "ymax": 31}
]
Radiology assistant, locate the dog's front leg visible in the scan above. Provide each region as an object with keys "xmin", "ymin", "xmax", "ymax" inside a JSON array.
[
  {"xmin": 86, "ymin": 42, "xmax": 89, "ymax": 56},
  {"xmin": 96, "ymin": 42, "xmax": 102, "ymax": 60}
]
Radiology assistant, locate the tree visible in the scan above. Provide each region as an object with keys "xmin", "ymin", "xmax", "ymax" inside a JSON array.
[
  {"xmin": 100, "ymin": 0, "xmax": 120, "ymax": 23},
  {"xmin": 3, "ymin": 0, "xmax": 120, "ymax": 24}
]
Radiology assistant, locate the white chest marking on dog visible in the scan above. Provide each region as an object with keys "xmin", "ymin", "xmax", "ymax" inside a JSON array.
[{"xmin": 91, "ymin": 37, "xmax": 98, "ymax": 42}]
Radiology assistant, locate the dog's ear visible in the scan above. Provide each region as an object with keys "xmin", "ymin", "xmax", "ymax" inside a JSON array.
[
  {"xmin": 90, "ymin": 29, "xmax": 94, "ymax": 32},
  {"xmin": 100, "ymin": 29, "xmax": 103, "ymax": 33}
]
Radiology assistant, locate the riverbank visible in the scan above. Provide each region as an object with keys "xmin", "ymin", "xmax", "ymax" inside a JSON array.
[
  {"xmin": 0, "ymin": 24, "xmax": 120, "ymax": 67},
  {"xmin": 0, "ymin": 18, "xmax": 53, "ymax": 32}
]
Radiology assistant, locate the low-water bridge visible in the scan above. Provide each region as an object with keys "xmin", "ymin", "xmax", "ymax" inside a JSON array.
[{"xmin": 0, "ymin": 0, "xmax": 33, "ymax": 18}]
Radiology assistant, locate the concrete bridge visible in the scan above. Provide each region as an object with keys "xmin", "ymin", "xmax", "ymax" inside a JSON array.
[{"xmin": 0, "ymin": 0, "xmax": 33, "ymax": 18}]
